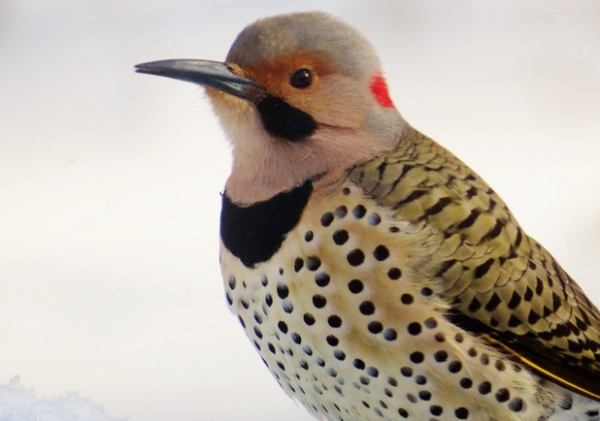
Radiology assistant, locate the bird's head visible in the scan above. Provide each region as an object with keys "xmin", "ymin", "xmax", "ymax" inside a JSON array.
[{"xmin": 137, "ymin": 12, "xmax": 407, "ymax": 204}]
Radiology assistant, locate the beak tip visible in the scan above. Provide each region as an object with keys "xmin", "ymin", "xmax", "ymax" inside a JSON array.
[{"xmin": 134, "ymin": 62, "xmax": 158, "ymax": 75}]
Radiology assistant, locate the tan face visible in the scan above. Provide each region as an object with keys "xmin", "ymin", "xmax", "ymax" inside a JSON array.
[{"xmin": 237, "ymin": 53, "xmax": 370, "ymax": 130}]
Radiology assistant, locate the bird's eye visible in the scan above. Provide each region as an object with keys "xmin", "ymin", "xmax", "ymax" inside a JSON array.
[{"xmin": 290, "ymin": 68, "xmax": 313, "ymax": 89}]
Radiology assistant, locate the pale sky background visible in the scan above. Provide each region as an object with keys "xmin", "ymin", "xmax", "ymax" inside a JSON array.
[{"xmin": 1, "ymin": 1, "xmax": 599, "ymax": 420}]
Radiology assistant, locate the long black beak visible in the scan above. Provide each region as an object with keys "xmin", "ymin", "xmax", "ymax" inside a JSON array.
[{"xmin": 135, "ymin": 59, "xmax": 262, "ymax": 101}]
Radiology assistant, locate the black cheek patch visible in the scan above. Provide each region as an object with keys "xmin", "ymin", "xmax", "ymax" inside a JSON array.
[
  {"xmin": 256, "ymin": 95, "xmax": 317, "ymax": 141},
  {"xmin": 220, "ymin": 180, "xmax": 313, "ymax": 267}
]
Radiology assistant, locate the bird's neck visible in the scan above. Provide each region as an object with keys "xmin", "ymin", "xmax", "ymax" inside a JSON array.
[{"xmin": 225, "ymin": 124, "xmax": 406, "ymax": 206}]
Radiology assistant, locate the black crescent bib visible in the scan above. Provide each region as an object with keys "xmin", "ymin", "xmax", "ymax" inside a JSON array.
[{"xmin": 220, "ymin": 180, "xmax": 313, "ymax": 267}]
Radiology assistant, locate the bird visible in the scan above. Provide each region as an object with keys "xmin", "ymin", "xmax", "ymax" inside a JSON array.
[{"xmin": 136, "ymin": 11, "xmax": 600, "ymax": 421}]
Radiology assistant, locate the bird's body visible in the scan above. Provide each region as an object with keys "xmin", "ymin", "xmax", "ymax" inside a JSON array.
[
  {"xmin": 136, "ymin": 11, "xmax": 600, "ymax": 420},
  {"xmin": 221, "ymin": 127, "xmax": 599, "ymax": 420}
]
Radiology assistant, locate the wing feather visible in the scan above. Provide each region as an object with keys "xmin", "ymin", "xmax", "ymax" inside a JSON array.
[{"xmin": 351, "ymin": 127, "xmax": 600, "ymax": 399}]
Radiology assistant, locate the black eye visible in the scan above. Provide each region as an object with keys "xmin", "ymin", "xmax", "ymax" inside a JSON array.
[{"xmin": 290, "ymin": 68, "xmax": 313, "ymax": 89}]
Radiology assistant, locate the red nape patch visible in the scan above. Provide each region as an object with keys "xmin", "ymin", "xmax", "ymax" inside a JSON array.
[{"xmin": 369, "ymin": 74, "xmax": 394, "ymax": 108}]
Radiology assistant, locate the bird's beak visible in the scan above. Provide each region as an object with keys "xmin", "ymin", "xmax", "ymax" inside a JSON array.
[{"xmin": 135, "ymin": 59, "xmax": 262, "ymax": 101}]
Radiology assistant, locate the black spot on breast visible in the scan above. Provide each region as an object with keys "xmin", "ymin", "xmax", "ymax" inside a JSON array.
[
  {"xmin": 383, "ymin": 328, "xmax": 397, "ymax": 341},
  {"xmin": 327, "ymin": 335, "xmax": 339, "ymax": 346},
  {"xmin": 256, "ymin": 95, "xmax": 317, "ymax": 141},
  {"xmin": 353, "ymin": 358, "xmax": 365, "ymax": 370},
  {"xmin": 410, "ymin": 351, "xmax": 424, "ymax": 364},
  {"xmin": 220, "ymin": 180, "xmax": 313, "ymax": 267}
]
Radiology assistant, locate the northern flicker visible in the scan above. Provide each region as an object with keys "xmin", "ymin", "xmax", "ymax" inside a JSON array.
[{"xmin": 136, "ymin": 11, "xmax": 600, "ymax": 421}]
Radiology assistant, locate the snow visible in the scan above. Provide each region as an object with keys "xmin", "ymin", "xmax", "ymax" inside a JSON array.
[{"xmin": 0, "ymin": 378, "xmax": 124, "ymax": 421}]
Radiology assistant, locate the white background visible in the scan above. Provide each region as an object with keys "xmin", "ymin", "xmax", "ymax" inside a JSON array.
[{"xmin": 1, "ymin": 1, "xmax": 599, "ymax": 420}]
